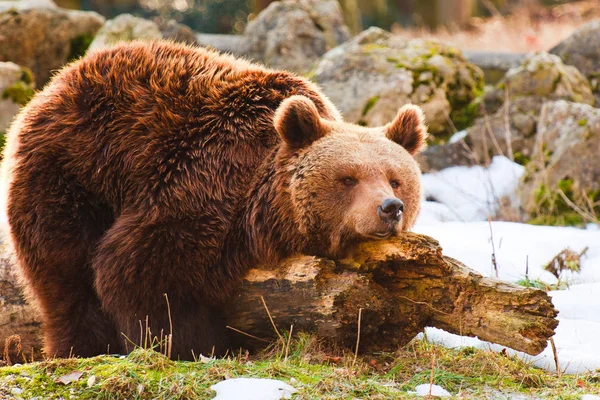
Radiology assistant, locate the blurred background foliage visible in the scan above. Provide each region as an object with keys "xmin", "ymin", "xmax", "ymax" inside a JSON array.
[{"xmin": 53, "ymin": 0, "xmax": 576, "ymax": 35}]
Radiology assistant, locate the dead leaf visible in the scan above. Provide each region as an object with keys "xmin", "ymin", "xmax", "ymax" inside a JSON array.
[{"xmin": 56, "ymin": 371, "xmax": 84, "ymax": 385}]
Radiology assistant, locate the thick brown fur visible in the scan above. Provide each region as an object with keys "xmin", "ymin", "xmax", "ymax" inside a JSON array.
[{"xmin": 2, "ymin": 41, "xmax": 427, "ymax": 360}]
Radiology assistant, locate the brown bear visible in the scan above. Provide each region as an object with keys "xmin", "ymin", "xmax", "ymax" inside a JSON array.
[{"xmin": 2, "ymin": 41, "xmax": 427, "ymax": 360}]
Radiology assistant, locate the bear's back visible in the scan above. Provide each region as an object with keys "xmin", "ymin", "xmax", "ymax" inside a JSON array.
[{"xmin": 9, "ymin": 41, "xmax": 337, "ymax": 213}]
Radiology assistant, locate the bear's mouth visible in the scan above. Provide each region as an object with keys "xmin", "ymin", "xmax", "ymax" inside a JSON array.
[{"xmin": 371, "ymin": 228, "xmax": 395, "ymax": 239}]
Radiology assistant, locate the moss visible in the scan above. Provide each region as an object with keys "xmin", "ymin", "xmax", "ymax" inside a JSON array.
[
  {"xmin": 2, "ymin": 81, "xmax": 34, "ymax": 106},
  {"xmin": 19, "ymin": 67, "xmax": 34, "ymax": 85},
  {"xmin": 0, "ymin": 131, "xmax": 5, "ymax": 156},
  {"xmin": 578, "ymin": 119, "xmax": 588, "ymax": 126},
  {"xmin": 361, "ymin": 96, "xmax": 380, "ymax": 117},
  {"xmin": 513, "ymin": 151, "xmax": 531, "ymax": 166},
  {"xmin": 361, "ymin": 43, "xmax": 388, "ymax": 53},
  {"xmin": 68, "ymin": 33, "xmax": 95, "ymax": 61}
]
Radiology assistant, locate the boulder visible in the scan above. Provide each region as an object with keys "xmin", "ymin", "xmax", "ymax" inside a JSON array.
[
  {"xmin": 466, "ymin": 52, "xmax": 595, "ymax": 165},
  {"xmin": 158, "ymin": 19, "xmax": 198, "ymax": 45},
  {"xmin": 462, "ymin": 51, "xmax": 527, "ymax": 85},
  {"xmin": 0, "ymin": 1, "xmax": 104, "ymax": 86},
  {"xmin": 195, "ymin": 34, "xmax": 248, "ymax": 57},
  {"xmin": 550, "ymin": 20, "xmax": 600, "ymax": 96},
  {"xmin": 244, "ymin": 0, "xmax": 350, "ymax": 74},
  {"xmin": 519, "ymin": 100, "xmax": 600, "ymax": 226},
  {"xmin": 312, "ymin": 27, "xmax": 484, "ymax": 137},
  {"xmin": 0, "ymin": 62, "xmax": 35, "ymax": 138},
  {"xmin": 87, "ymin": 14, "xmax": 163, "ymax": 53}
]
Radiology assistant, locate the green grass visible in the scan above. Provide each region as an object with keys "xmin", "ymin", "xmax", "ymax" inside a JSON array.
[{"xmin": 1, "ymin": 335, "xmax": 599, "ymax": 399}]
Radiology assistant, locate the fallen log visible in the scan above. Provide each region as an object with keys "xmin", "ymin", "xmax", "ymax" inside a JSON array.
[{"xmin": 1, "ymin": 231, "xmax": 558, "ymax": 361}]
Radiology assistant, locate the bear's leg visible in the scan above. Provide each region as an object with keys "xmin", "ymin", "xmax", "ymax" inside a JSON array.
[
  {"xmin": 8, "ymin": 167, "xmax": 122, "ymax": 358},
  {"xmin": 92, "ymin": 212, "xmax": 234, "ymax": 360}
]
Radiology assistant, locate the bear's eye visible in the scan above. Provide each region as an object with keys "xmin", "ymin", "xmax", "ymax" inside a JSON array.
[
  {"xmin": 390, "ymin": 180, "xmax": 400, "ymax": 189},
  {"xmin": 341, "ymin": 177, "xmax": 358, "ymax": 187}
]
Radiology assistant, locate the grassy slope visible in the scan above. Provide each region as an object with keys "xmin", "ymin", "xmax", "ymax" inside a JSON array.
[{"xmin": 1, "ymin": 335, "xmax": 599, "ymax": 399}]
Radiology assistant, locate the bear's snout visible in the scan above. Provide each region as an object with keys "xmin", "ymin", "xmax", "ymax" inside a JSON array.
[{"xmin": 377, "ymin": 198, "xmax": 404, "ymax": 224}]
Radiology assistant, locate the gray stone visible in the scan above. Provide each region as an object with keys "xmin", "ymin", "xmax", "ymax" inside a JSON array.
[
  {"xmin": 463, "ymin": 51, "xmax": 527, "ymax": 84},
  {"xmin": 519, "ymin": 100, "xmax": 600, "ymax": 223},
  {"xmin": 0, "ymin": 61, "xmax": 35, "ymax": 133},
  {"xmin": 550, "ymin": 20, "xmax": 600, "ymax": 93},
  {"xmin": 0, "ymin": 2, "xmax": 105, "ymax": 86},
  {"xmin": 87, "ymin": 14, "xmax": 162, "ymax": 53},
  {"xmin": 158, "ymin": 19, "xmax": 197, "ymax": 45},
  {"xmin": 195, "ymin": 34, "xmax": 249, "ymax": 57},
  {"xmin": 313, "ymin": 27, "xmax": 484, "ymax": 137},
  {"xmin": 466, "ymin": 52, "xmax": 595, "ymax": 164},
  {"xmin": 244, "ymin": 0, "xmax": 350, "ymax": 73}
]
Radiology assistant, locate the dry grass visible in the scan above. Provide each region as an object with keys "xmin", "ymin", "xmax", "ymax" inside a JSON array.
[{"xmin": 393, "ymin": 1, "xmax": 600, "ymax": 52}]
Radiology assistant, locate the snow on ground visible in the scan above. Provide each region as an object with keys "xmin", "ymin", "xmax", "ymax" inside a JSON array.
[
  {"xmin": 211, "ymin": 378, "xmax": 296, "ymax": 400},
  {"xmin": 413, "ymin": 156, "xmax": 600, "ymax": 374},
  {"xmin": 419, "ymin": 156, "xmax": 525, "ymax": 224}
]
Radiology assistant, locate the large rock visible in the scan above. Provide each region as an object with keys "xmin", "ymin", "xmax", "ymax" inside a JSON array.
[
  {"xmin": 550, "ymin": 20, "xmax": 600, "ymax": 95},
  {"xmin": 312, "ymin": 27, "xmax": 484, "ymax": 137},
  {"xmin": 463, "ymin": 51, "xmax": 527, "ymax": 85},
  {"xmin": 519, "ymin": 100, "xmax": 600, "ymax": 226},
  {"xmin": 88, "ymin": 15, "xmax": 200, "ymax": 53},
  {"xmin": 466, "ymin": 52, "xmax": 595, "ymax": 165},
  {"xmin": 244, "ymin": 0, "xmax": 350, "ymax": 74},
  {"xmin": 0, "ymin": 1, "xmax": 105, "ymax": 86},
  {"xmin": 87, "ymin": 14, "xmax": 163, "ymax": 53},
  {"xmin": 0, "ymin": 62, "xmax": 35, "ymax": 137}
]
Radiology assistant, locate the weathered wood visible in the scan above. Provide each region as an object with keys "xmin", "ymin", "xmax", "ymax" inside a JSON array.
[
  {"xmin": 0, "ymin": 231, "xmax": 558, "ymax": 360},
  {"xmin": 225, "ymin": 233, "xmax": 558, "ymax": 356}
]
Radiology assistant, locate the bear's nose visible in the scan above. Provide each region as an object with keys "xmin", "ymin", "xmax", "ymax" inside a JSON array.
[{"xmin": 378, "ymin": 198, "xmax": 404, "ymax": 223}]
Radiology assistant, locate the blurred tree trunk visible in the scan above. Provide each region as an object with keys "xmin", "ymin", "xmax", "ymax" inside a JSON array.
[
  {"xmin": 415, "ymin": 0, "xmax": 475, "ymax": 29},
  {"xmin": 338, "ymin": 0, "xmax": 363, "ymax": 34}
]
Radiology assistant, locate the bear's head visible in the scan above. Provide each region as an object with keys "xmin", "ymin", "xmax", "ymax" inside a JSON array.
[{"xmin": 273, "ymin": 95, "xmax": 427, "ymax": 257}]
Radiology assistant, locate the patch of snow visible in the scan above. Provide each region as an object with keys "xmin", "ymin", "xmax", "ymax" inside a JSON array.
[
  {"xmin": 411, "ymin": 220, "xmax": 600, "ymax": 374},
  {"xmin": 211, "ymin": 378, "xmax": 297, "ymax": 400},
  {"xmin": 418, "ymin": 156, "xmax": 524, "ymax": 224},
  {"xmin": 410, "ymin": 383, "xmax": 451, "ymax": 397},
  {"xmin": 413, "ymin": 221, "xmax": 600, "ymax": 285},
  {"xmin": 582, "ymin": 395, "xmax": 600, "ymax": 400},
  {"xmin": 448, "ymin": 129, "xmax": 467, "ymax": 144},
  {"xmin": 411, "ymin": 155, "xmax": 600, "ymax": 374}
]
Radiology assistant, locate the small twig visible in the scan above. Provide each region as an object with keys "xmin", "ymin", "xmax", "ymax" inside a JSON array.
[
  {"xmin": 261, "ymin": 296, "xmax": 284, "ymax": 343},
  {"xmin": 557, "ymin": 189, "xmax": 598, "ymax": 224},
  {"xmin": 550, "ymin": 338, "xmax": 561, "ymax": 377},
  {"xmin": 488, "ymin": 216, "xmax": 499, "ymax": 278},
  {"xmin": 139, "ymin": 319, "xmax": 144, "ymax": 348},
  {"xmin": 429, "ymin": 348, "xmax": 436, "ymax": 396},
  {"xmin": 443, "ymin": 109, "xmax": 458, "ymax": 134},
  {"xmin": 225, "ymin": 325, "xmax": 271, "ymax": 343},
  {"xmin": 483, "ymin": 111, "xmax": 505, "ymax": 160},
  {"xmin": 164, "ymin": 293, "xmax": 173, "ymax": 359},
  {"xmin": 480, "ymin": 0, "xmax": 501, "ymax": 17},
  {"xmin": 352, "ymin": 308, "xmax": 363, "ymax": 367},
  {"xmin": 503, "ymin": 86, "xmax": 514, "ymax": 161},
  {"xmin": 144, "ymin": 315, "xmax": 149, "ymax": 349},
  {"xmin": 285, "ymin": 325, "xmax": 294, "ymax": 360}
]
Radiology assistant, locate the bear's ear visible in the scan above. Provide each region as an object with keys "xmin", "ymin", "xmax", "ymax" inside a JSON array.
[
  {"xmin": 274, "ymin": 95, "xmax": 327, "ymax": 149},
  {"xmin": 384, "ymin": 104, "xmax": 428, "ymax": 155}
]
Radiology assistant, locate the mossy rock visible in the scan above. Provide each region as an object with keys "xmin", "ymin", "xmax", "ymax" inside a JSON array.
[
  {"xmin": 466, "ymin": 53, "xmax": 595, "ymax": 165},
  {"xmin": 313, "ymin": 27, "xmax": 484, "ymax": 139},
  {"xmin": 519, "ymin": 100, "xmax": 600, "ymax": 226}
]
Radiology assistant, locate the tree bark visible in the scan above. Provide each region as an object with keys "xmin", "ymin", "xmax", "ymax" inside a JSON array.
[{"xmin": 1, "ymin": 232, "xmax": 558, "ymax": 361}]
